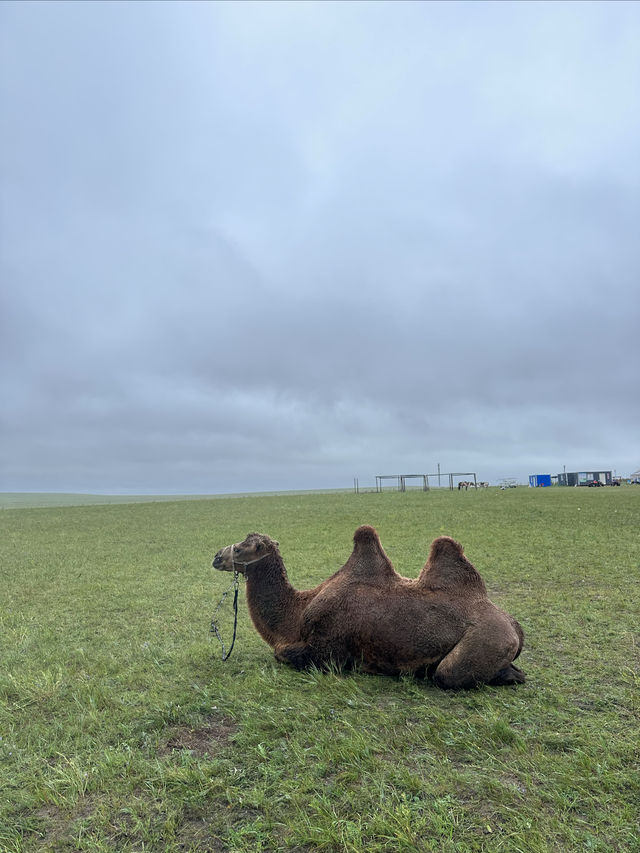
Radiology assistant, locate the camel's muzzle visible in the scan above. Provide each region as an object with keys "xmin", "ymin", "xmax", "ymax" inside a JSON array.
[{"xmin": 212, "ymin": 549, "xmax": 227, "ymax": 571}]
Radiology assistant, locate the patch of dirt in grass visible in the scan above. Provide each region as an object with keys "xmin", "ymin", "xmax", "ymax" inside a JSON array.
[
  {"xmin": 33, "ymin": 805, "xmax": 67, "ymax": 847},
  {"xmin": 32, "ymin": 797, "xmax": 97, "ymax": 848},
  {"xmin": 174, "ymin": 804, "xmax": 262, "ymax": 852},
  {"xmin": 160, "ymin": 715, "xmax": 238, "ymax": 758},
  {"xmin": 175, "ymin": 816, "xmax": 229, "ymax": 851}
]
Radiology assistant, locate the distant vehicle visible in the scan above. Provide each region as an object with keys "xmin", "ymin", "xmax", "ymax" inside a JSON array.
[
  {"xmin": 499, "ymin": 478, "xmax": 518, "ymax": 489},
  {"xmin": 587, "ymin": 479, "xmax": 604, "ymax": 487}
]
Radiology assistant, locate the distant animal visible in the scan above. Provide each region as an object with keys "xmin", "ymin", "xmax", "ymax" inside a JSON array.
[
  {"xmin": 478, "ymin": 482, "xmax": 489, "ymax": 489},
  {"xmin": 212, "ymin": 526, "xmax": 525, "ymax": 689}
]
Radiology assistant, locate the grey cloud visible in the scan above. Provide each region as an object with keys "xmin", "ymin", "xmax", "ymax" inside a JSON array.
[{"xmin": 2, "ymin": 1, "xmax": 639, "ymax": 493}]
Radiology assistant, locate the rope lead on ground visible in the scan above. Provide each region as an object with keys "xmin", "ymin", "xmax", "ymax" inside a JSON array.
[{"xmin": 210, "ymin": 570, "xmax": 240, "ymax": 660}]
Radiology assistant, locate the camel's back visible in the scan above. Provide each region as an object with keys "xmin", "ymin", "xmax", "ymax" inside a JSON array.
[{"xmin": 300, "ymin": 581, "xmax": 466, "ymax": 666}]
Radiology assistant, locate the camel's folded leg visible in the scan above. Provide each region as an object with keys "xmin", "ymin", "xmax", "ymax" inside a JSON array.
[
  {"xmin": 273, "ymin": 641, "xmax": 314, "ymax": 670},
  {"xmin": 275, "ymin": 639, "xmax": 352, "ymax": 672},
  {"xmin": 433, "ymin": 623, "xmax": 524, "ymax": 689},
  {"xmin": 488, "ymin": 664, "xmax": 526, "ymax": 686}
]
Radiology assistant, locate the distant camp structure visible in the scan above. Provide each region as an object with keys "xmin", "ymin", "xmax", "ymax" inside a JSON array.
[
  {"xmin": 529, "ymin": 470, "xmax": 614, "ymax": 487},
  {"xmin": 557, "ymin": 470, "xmax": 613, "ymax": 487}
]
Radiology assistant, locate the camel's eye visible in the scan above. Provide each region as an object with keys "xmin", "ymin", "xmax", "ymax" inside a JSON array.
[{"xmin": 256, "ymin": 542, "xmax": 262, "ymax": 552}]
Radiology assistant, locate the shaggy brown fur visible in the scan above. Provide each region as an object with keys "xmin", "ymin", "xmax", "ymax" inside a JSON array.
[{"xmin": 212, "ymin": 526, "xmax": 525, "ymax": 689}]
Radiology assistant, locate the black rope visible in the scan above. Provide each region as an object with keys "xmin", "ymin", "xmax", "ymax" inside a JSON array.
[{"xmin": 210, "ymin": 570, "xmax": 240, "ymax": 660}]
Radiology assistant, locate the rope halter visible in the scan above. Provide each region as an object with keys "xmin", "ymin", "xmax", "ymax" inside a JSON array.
[{"xmin": 229, "ymin": 542, "xmax": 272, "ymax": 571}]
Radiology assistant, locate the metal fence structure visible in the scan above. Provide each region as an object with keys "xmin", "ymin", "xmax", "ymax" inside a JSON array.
[
  {"xmin": 375, "ymin": 474, "xmax": 430, "ymax": 492},
  {"xmin": 364, "ymin": 472, "xmax": 478, "ymax": 493}
]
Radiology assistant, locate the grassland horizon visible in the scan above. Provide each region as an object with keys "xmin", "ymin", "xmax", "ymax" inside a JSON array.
[{"xmin": 0, "ymin": 487, "xmax": 357, "ymax": 511}]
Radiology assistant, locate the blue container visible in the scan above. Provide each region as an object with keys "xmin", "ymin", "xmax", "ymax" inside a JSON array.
[{"xmin": 529, "ymin": 474, "xmax": 551, "ymax": 487}]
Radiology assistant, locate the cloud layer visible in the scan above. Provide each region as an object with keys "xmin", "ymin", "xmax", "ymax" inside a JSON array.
[{"xmin": 2, "ymin": 1, "xmax": 639, "ymax": 492}]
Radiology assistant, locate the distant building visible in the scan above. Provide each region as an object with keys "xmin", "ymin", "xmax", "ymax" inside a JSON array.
[
  {"xmin": 529, "ymin": 474, "xmax": 552, "ymax": 487},
  {"xmin": 557, "ymin": 471, "xmax": 612, "ymax": 486}
]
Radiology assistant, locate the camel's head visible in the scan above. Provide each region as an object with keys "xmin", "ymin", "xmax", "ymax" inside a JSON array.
[{"xmin": 212, "ymin": 532, "xmax": 280, "ymax": 575}]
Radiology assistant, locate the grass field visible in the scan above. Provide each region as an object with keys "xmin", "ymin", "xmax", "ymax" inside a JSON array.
[{"xmin": 1, "ymin": 486, "xmax": 638, "ymax": 852}]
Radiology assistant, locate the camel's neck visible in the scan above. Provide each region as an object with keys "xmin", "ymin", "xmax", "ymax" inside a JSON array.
[{"xmin": 244, "ymin": 551, "xmax": 305, "ymax": 648}]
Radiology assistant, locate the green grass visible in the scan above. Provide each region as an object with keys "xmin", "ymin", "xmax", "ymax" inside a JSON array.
[{"xmin": 1, "ymin": 487, "xmax": 638, "ymax": 852}]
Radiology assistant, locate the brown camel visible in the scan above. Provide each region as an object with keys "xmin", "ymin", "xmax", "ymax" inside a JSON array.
[{"xmin": 212, "ymin": 526, "xmax": 525, "ymax": 689}]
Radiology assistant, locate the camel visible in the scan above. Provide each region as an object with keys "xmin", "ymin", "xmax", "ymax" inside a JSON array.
[{"xmin": 212, "ymin": 526, "xmax": 525, "ymax": 689}]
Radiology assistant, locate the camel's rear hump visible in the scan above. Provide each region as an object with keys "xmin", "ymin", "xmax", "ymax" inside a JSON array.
[
  {"xmin": 429, "ymin": 536, "xmax": 465, "ymax": 561},
  {"xmin": 420, "ymin": 536, "xmax": 487, "ymax": 593}
]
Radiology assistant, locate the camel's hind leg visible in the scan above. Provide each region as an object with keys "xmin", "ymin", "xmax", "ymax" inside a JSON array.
[
  {"xmin": 433, "ymin": 623, "xmax": 524, "ymax": 689},
  {"xmin": 488, "ymin": 663, "xmax": 526, "ymax": 686}
]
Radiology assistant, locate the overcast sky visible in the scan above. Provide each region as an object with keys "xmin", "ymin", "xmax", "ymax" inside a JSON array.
[{"xmin": 1, "ymin": 1, "xmax": 639, "ymax": 494}]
